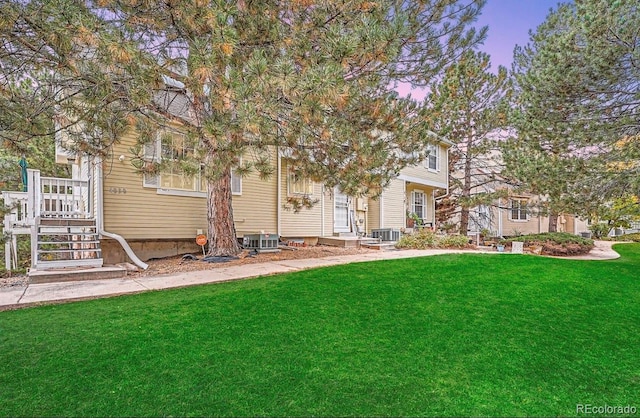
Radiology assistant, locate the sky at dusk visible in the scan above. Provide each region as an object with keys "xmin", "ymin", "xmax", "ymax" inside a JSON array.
[
  {"xmin": 476, "ymin": 0, "xmax": 565, "ymax": 72},
  {"xmin": 399, "ymin": 0, "xmax": 565, "ymax": 98}
]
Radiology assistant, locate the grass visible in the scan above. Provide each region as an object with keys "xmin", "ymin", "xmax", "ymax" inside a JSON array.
[{"xmin": 1, "ymin": 244, "xmax": 639, "ymax": 416}]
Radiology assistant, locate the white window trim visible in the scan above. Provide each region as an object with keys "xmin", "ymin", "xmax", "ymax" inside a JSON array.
[
  {"xmin": 287, "ymin": 169, "xmax": 314, "ymax": 196},
  {"xmin": 143, "ymin": 130, "xmax": 244, "ymax": 197},
  {"xmin": 411, "ymin": 190, "xmax": 427, "ymax": 221},
  {"xmin": 231, "ymin": 167, "xmax": 242, "ymax": 196},
  {"xmin": 157, "ymin": 188, "xmax": 206, "ymax": 198},
  {"xmin": 509, "ymin": 199, "xmax": 529, "ymax": 222},
  {"xmin": 426, "ymin": 144, "xmax": 439, "ymax": 172}
]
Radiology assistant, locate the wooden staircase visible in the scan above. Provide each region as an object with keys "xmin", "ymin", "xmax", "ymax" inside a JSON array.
[{"xmin": 34, "ymin": 218, "xmax": 103, "ymax": 270}]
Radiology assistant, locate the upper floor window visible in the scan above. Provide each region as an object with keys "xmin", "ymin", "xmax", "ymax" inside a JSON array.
[
  {"xmin": 426, "ymin": 144, "xmax": 438, "ymax": 171},
  {"xmin": 288, "ymin": 169, "xmax": 313, "ymax": 195},
  {"xmin": 143, "ymin": 130, "xmax": 241, "ymax": 196}
]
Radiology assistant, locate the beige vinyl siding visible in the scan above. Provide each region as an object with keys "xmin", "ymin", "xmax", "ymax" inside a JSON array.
[
  {"xmin": 104, "ymin": 132, "xmax": 278, "ymax": 239},
  {"xmin": 380, "ymin": 178, "xmax": 406, "ymax": 229},
  {"xmin": 499, "ymin": 197, "xmax": 546, "ymax": 236},
  {"xmin": 103, "ymin": 131, "xmax": 208, "ymax": 239},
  {"xmin": 400, "ymin": 144, "xmax": 448, "ymax": 186},
  {"xmin": 280, "ymin": 161, "xmax": 323, "ymax": 237},
  {"xmin": 232, "ymin": 152, "xmax": 278, "ymax": 236}
]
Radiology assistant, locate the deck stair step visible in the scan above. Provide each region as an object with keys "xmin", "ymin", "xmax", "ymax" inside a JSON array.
[{"xmin": 34, "ymin": 217, "xmax": 103, "ymax": 270}]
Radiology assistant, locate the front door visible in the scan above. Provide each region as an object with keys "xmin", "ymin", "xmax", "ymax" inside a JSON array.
[{"xmin": 334, "ymin": 189, "xmax": 350, "ymax": 233}]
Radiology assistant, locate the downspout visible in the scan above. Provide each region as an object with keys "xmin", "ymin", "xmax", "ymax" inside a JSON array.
[
  {"xmin": 434, "ymin": 147, "xmax": 451, "ymax": 229},
  {"xmin": 380, "ymin": 191, "xmax": 384, "ymax": 228},
  {"xmin": 498, "ymin": 201, "xmax": 503, "ymax": 237},
  {"xmin": 277, "ymin": 150, "xmax": 282, "ymax": 237},
  {"xmin": 95, "ymin": 158, "xmax": 148, "ymax": 270},
  {"xmin": 320, "ymin": 184, "xmax": 325, "ymax": 237}
]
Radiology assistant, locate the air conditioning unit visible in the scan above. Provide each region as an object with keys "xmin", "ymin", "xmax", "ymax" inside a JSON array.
[
  {"xmin": 242, "ymin": 233, "xmax": 280, "ymax": 253},
  {"xmin": 371, "ymin": 228, "xmax": 400, "ymax": 242}
]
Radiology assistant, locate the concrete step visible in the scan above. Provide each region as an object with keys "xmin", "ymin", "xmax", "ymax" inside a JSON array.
[
  {"xmin": 361, "ymin": 242, "xmax": 398, "ymax": 251},
  {"xmin": 317, "ymin": 236, "xmax": 361, "ymax": 248},
  {"xmin": 28, "ymin": 265, "xmax": 126, "ymax": 284}
]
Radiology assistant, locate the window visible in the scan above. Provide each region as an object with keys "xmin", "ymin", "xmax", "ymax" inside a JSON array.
[
  {"xmin": 411, "ymin": 190, "xmax": 426, "ymax": 220},
  {"xmin": 426, "ymin": 144, "xmax": 438, "ymax": 171},
  {"xmin": 475, "ymin": 204, "xmax": 491, "ymax": 230},
  {"xmin": 288, "ymin": 170, "xmax": 313, "ymax": 195},
  {"xmin": 143, "ymin": 130, "xmax": 242, "ymax": 196},
  {"xmin": 510, "ymin": 199, "xmax": 528, "ymax": 221},
  {"xmin": 230, "ymin": 169, "xmax": 242, "ymax": 195}
]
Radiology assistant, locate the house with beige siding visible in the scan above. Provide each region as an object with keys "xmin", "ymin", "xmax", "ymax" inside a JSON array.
[
  {"xmin": 456, "ymin": 151, "xmax": 589, "ymax": 238},
  {"xmin": 470, "ymin": 194, "xmax": 589, "ymax": 238},
  {"xmin": 2, "ymin": 79, "xmax": 452, "ymax": 271},
  {"xmin": 1, "ymin": 131, "xmax": 451, "ymax": 271}
]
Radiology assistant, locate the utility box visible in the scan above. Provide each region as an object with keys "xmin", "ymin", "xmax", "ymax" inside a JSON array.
[
  {"xmin": 371, "ymin": 228, "xmax": 400, "ymax": 242},
  {"xmin": 242, "ymin": 233, "xmax": 280, "ymax": 253}
]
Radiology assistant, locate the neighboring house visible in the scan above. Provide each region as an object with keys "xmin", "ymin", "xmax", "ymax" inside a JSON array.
[
  {"xmin": 2, "ymin": 127, "xmax": 451, "ymax": 272},
  {"xmin": 480, "ymin": 194, "xmax": 589, "ymax": 237},
  {"xmin": 450, "ymin": 150, "xmax": 589, "ymax": 238}
]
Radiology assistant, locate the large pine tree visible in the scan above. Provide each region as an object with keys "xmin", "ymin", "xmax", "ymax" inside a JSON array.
[
  {"xmin": 426, "ymin": 50, "xmax": 509, "ymax": 234},
  {"xmin": 503, "ymin": 0, "xmax": 640, "ymax": 227},
  {"xmin": 0, "ymin": 0, "xmax": 487, "ymax": 255}
]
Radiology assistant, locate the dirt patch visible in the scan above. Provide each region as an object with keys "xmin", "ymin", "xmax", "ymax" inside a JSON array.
[{"xmin": 132, "ymin": 245, "xmax": 375, "ymax": 277}]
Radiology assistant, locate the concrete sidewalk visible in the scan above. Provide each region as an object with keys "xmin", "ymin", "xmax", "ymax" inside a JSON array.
[{"xmin": 0, "ymin": 242, "xmax": 622, "ymax": 310}]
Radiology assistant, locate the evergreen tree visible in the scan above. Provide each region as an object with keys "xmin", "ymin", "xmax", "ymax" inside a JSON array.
[
  {"xmin": 0, "ymin": 0, "xmax": 486, "ymax": 255},
  {"xmin": 427, "ymin": 50, "xmax": 509, "ymax": 234},
  {"xmin": 503, "ymin": 0, "xmax": 640, "ymax": 229}
]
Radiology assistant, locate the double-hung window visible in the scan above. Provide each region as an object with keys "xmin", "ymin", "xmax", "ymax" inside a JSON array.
[
  {"xmin": 288, "ymin": 169, "xmax": 313, "ymax": 195},
  {"xmin": 411, "ymin": 190, "xmax": 426, "ymax": 221},
  {"xmin": 143, "ymin": 130, "xmax": 241, "ymax": 196},
  {"xmin": 510, "ymin": 199, "xmax": 528, "ymax": 221},
  {"xmin": 426, "ymin": 144, "xmax": 438, "ymax": 171}
]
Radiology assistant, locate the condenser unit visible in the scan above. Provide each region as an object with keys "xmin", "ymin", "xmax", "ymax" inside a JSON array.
[
  {"xmin": 242, "ymin": 233, "xmax": 280, "ymax": 253},
  {"xmin": 371, "ymin": 228, "xmax": 400, "ymax": 242}
]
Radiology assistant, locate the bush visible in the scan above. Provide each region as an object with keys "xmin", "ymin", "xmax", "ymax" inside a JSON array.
[
  {"xmin": 396, "ymin": 229, "xmax": 470, "ymax": 250},
  {"xmin": 437, "ymin": 234, "xmax": 470, "ymax": 249},
  {"xmin": 615, "ymin": 233, "xmax": 640, "ymax": 242},
  {"xmin": 502, "ymin": 232, "xmax": 594, "ymax": 256},
  {"xmin": 589, "ymin": 223, "xmax": 611, "ymax": 239}
]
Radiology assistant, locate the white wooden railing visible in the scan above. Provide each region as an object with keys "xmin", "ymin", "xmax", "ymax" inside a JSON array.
[
  {"xmin": 1, "ymin": 191, "xmax": 30, "ymax": 229},
  {"xmin": 2, "ymin": 169, "xmax": 92, "ymax": 232},
  {"xmin": 38, "ymin": 175, "xmax": 91, "ymax": 218}
]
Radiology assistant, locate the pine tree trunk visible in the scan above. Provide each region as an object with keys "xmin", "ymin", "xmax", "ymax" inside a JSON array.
[
  {"xmin": 548, "ymin": 212, "xmax": 559, "ymax": 233},
  {"xmin": 207, "ymin": 168, "xmax": 242, "ymax": 257},
  {"xmin": 459, "ymin": 137, "xmax": 473, "ymax": 235},
  {"xmin": 460, "ymin": 207, "xmax": 470, "ymax": 236}
]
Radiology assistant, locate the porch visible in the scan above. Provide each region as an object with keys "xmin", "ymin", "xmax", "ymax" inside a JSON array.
[{"xmin": 1, "ymin": 169, "xmax": 102, "ymax": 271}]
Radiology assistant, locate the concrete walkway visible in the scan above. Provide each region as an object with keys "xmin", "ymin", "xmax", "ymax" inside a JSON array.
[{"xmin": 0, "ymin": 241, "xmax": 623, "ymax": 310}]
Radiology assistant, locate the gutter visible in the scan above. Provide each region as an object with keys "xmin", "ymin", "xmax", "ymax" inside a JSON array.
[{"xmin": 95, "ymin": 158, "xmax": 148, "ymax": 270}]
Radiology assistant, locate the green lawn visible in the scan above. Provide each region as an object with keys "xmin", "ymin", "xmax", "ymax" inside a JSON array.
[{"xmin": 1, "ymin": 244, "xmax": 639, "ymax": 417}]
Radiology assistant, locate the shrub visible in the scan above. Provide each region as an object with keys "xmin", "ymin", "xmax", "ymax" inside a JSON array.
[
  {"xmin": 589, "ymin": 223, "xmax": 611, "ymax": 239},
  {"xmin": 615, "ymin": 233, "xmax": 640, "ymax": 242},
  {"xmin": 502, "ymin": 232, "xmax": 594, "ymax": 256},
  {"xmin": 396, "ymin": 228, "xmax": 438, "ymax": 249},
  {"xmin": 437, "ymin": 234, "xmax": 470, "ymax": 248},
  {"xmin": 396, "ymin": 229, "xmax": 469, "ymax": 250}
]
